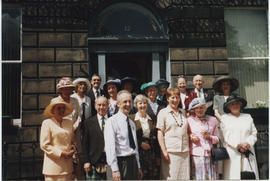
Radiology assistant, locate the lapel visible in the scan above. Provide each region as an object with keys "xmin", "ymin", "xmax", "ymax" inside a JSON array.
[{"xmin": 92, "ymin": 115, "xmax": 103, "ymax": 137}]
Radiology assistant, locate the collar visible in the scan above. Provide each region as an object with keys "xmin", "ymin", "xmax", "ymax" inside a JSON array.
[
  {"xmin": 135, "ymin": 112, "xmax": 152, "ymax": 121},
  {"xmin": 147, "ymin": 98, "xmax": 157, "ymax": 105},
  {"xmin": 92, "ymin": 87, "xmax": 100, "ymax": 93},
  {"xmin": 195, "ymin": 88, "xmax": 204, "ymax": 93},
  {"xmin": 97, "ymin": 113, "xmax": 108, "ymax": 120}
]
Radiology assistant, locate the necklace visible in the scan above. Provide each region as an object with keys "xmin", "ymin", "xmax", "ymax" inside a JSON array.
[{"xmin": 170, "ymin": 111, "xmax": 184, "ymax": 127}]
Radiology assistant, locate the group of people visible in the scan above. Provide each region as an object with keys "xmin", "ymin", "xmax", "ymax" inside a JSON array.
[{"xmin": 39, "ymin": 74, "xmax": 259, "ymax": 180}]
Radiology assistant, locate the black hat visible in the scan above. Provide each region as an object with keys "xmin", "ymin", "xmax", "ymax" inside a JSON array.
[
  {"xmin": 213, "ymin": 76, "xmax": 239, "ymax": 93},
  {"xmin": 103, "ymin": 78, "xmax": 121, "ymax": 93},
  {"xmin": 121, "ymin": 77, "xmax": 137, "ymax": 84},
  {"xmin": 156, "ymin": 79, "xmax": 170, "ymax": 90},
  {"xmin": 223, "ymin": 95, "xmax": 247, "ymax": 113}
]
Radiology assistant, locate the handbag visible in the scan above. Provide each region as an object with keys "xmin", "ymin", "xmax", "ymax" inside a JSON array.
[
  {"xmin": 240, "ymin": 150, "xmax": 256, "ymax": 180},
  {"xmin": 211, "ymin": 141, "xmax": 230, "ymax": 161}
]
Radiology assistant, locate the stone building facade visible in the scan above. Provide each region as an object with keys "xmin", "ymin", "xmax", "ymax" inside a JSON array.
[{"xmin": 2, "ymin": 0, "xmax": 268, "ymax": 179}]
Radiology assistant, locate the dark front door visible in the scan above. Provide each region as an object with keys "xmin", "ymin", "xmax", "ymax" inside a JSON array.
[{"xmin": 106, "ymin": 53, "xmax": 152, "ymax": 87}]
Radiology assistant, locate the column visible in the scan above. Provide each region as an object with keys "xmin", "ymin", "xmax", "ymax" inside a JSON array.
[
  {"xmin": 152, "ymin": 52, "xmax": 160, "ymax": 82},
  {"xmin": 98, "ymin": 54, "xmax": 106, "ymax": 87}
]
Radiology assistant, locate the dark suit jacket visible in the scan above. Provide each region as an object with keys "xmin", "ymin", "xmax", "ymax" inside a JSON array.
[
  {"xmin": 82, "ymin": 115, "xmax": 105, "ymax": 165},
  {"xmin": 85, "ymin": 89, "xmax": 105, "ymax": 116},
  {"xmin": 146, "ymin": 100, "xmax": 165, "ymax": 126}
]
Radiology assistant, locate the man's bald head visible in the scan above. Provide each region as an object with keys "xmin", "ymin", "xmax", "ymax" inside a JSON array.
[{"xmin": 193, "ymin": 74, "xmax": 204, "ymax": 90}]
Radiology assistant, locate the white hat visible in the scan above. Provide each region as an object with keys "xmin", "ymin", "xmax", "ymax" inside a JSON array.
[
  {"xmin": 73, "ymin": 78, "xmax": 91, "ymax": 91},
  {"xmin": 188, "ymin": 98, "xmax": 207, "ymax": 111}
]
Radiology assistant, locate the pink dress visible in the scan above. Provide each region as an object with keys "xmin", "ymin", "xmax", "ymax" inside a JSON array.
[{"xmin": 187, "ymin": 115, "xmax": 220, "ymax": 180}]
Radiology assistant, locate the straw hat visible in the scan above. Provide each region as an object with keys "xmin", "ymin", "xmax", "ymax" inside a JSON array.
[
  {"xmin": 212, "ymin": 76, "xmax": 239, "ymax": 93},
  {"xmin": 223, "ymin": 95, "xmax": 247, "ymax": 113},
  {"xmin": 73, "ymin": 78, "xmax": 91, "ymax": 91},
  {"xmin": 56, "ymin": 77, "xmax": 75, "ymax": 92},
  {"xmin": 44, "ymin": 97, "xmax": 74, "ymax": 118}
]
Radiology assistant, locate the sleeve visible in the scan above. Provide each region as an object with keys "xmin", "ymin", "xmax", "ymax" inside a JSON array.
[
  {"xmin": 40, "ymin": 120, "xmax": 62, "ymax": 158},
  {"xmin": 134, "ymin": 131, "xmax": 141, "ymax": 169},
  {"xmin": 104, "ymin": 118, "xmax": 119, "ymax": 172},
  {"xmin": 210, "ymin": 119, "xmax": 219, "ymax": 144},
  {"xmin": 246, "ymin": 115, "xmax": 257, "ymax": 146},
  {"xmin": 213, "ymin": 95, "xmax": 219, "ymax": 110},
  {"xmin": 156, "ymin": 110, "xmax": 165, "ymax": 131},
  {"xmin": 81, "ymin": 120, "xmax": 90, "ymax": 164},
  {"xmin": 73, "ymin": 100, "xmax": 82, "ymax": 130},
  {"xmin": 220, "ymin": 116, "xmax": 239, "ymax": 149}
]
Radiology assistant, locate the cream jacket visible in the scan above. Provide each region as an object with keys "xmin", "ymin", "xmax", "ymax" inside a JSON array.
[
  {"xmin": 221, "ymin": 113, "xmax": 259, "ymax": 179},
  {"xmin": 40, "ymin": 118, "xmax": 74, "ymax": 175}
]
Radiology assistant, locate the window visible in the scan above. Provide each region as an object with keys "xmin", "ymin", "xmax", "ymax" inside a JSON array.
[
  {"xmin": 2, "ymin": 8, "xmax": 22, "ymax": 119},
  {"xmin": 225, "ymin": 9, "xmax": 268, "ymax": 108}
]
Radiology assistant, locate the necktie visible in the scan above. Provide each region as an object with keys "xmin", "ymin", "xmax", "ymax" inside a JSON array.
[
  {"xmin": 126, "ymin": 117, "xmax": 136, "ymax": 150},
  {"xmin": 198, "ymin": 91, "xmax": 201, "ymax": 98},
  {"xmin": 82, "ymin": 103, "xmax": 86, "ymax": 121},
  {"xmin": 101, "ymin": 116, "xmax": 105, "ymax": 134},
  {"xmin": 96, "ymin": 90, "xmax": 100, "ymax": 98}
]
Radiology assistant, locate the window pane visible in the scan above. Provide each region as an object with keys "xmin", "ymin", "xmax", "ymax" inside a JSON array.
[
  {"xmin": 2, "ymin": 63, "xmax": 21, "ymax": 118},
  {"xmin": 229, "ymin": 59, "xmax": 268, "ymax": 108},
  {"xmin": 225, "ymin": 9, "xmax": 268, "ymax": 58},
  {"xmin": 2, "ymin": 8, "xmax": 21, "ymax": 61}
]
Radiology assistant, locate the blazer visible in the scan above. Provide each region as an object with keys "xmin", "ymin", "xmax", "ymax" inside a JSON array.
[
  {"xmin": 81, "ymin": 115, "xmax": 105, "ymax": 165},
  {"xmin": 86, "ymin": 88, "xmax": 105, "ymax": 116},
  {"xmin": 178, "ymin": 91, "xmax": 196, "ymax": 110}
]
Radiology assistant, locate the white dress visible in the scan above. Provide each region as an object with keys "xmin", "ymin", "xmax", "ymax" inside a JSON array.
[{"xmin": 221, "ymin": 113, "xmax": 259, "ymax": 179}]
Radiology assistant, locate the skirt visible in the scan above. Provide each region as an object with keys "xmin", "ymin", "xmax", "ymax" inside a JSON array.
[
  {"xmin": 191, "ymin": 155, "xmax": 219, "ymax": 180},
  {"xmin": 161, "ymin": 152, "xmax": 190, "ymax": 180}
]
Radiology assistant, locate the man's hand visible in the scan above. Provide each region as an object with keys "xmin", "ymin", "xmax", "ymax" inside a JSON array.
[
  {"xmin": 138, "ymin": 168, "xmax": 143, "ymax": 180},
  {"xmin": 84, "ymin": 163, "xmax": 91, "ymax": 172},
  {"xmin": 112, "ymin": 170, "xmax": 121, "ymax": 181}
]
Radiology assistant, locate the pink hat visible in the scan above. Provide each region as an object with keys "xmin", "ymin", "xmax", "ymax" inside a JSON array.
[{"xmin": 56, "ymin": 77, "xmax": 75, "ymax": 92}]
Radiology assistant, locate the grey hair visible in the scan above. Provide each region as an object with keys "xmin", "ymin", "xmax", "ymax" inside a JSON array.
[
  {"xmin": 134, "ymin": 94, "xmax": 148, "ymax": 109},
  {"xmin": 117, "ymin": 90, "xmax": 132, "ymax": 102}
]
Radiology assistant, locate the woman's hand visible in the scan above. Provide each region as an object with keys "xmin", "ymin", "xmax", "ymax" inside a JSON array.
[
  {"xmin": 162, "ymin": 151, "xmax": 170, "ymax": 163},
  {"xmin": 201, "ymin": 130, "xmax": 211, "ymax": 140},
  {"xmin": 84, "ymin": 162, "xmax": 91, "ymax": 172},
  {"xmin": 61, "ymin": 149, "xmax": 75, "ymax": 159},
  {"xmin": 238, "ymin": 142, "xmax": 250, "ymax": 152},
  {"xmin": 141, "ymin": 142, "xmax": 151, "ymax": 150},
  {"xmin": 190, "ymin": 133, "xmax": 200, "ymax": 143}
]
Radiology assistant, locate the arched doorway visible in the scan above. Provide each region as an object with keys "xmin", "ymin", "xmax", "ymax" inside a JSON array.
[{"xmin": 88, "ymin": 2, "xmax": 169, "ymax": 86}]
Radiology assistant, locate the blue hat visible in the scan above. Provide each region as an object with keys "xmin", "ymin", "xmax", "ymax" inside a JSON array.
[
  {"xmin": 188, "ymin": 98, "xmax": 206, "ymax": 111},
  {"xmin": 156, "ymin": 79, "xmax": 170, "ymax": 87},
  {"xmin": 140, "ymin": 82, "xmax": 158, "ymax": 92}
]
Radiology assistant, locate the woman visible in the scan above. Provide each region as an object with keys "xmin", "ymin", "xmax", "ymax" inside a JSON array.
[
  {"xmin": 156, "ymin": 79, "xmax": 170, "ymax": 106},
  {"xmin": 187, "ymin": 98, "xmax": 219, "ymax": 180},
  {"xmin": 71, "ymin": 78, "xmax": 92, "ymax": 120},
  {"xmin": 212, "ymin": 76, "xmax": 239, "ymax": 121},
  {"xmin": 177, "ymin": 76, "xmax": 195, "ymax": 112},
  {"xmin": 40, "ymin": 98, "xmax": 75, "ymax": 180},
  {"xmin": 221, "ymin": 95, "xmax": 259, "ymax": 179},
  {"xmin": 103, "ymin": 78, "xmax": 121, "ymax": 117},
  {"xmin": 156, "ymin": 88, "xmax": 190, "ymax": 180},
  {"xmin": 130, "ymin": 94, "xmax": 160, "ymax": 179},
  {"xmin": 140, "ymin": 82, "xmax": 165, "ymax": 125}
]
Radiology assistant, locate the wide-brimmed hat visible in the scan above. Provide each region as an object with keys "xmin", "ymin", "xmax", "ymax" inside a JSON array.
[
  {"xmin": 44, "ymin": 97, "xmax": 74, "ymax": 118},
  {"xmin": 103, "ymin": 78, "xmax": 121, "ymax": 93},
  {"xmin": 140, "ymin": 82, "xmax": 158, "ymax": 92},
  {"xmin": 223, "ymin": 95, "xmax": 247, "ymax": 113},
  {"xmin": 121, "ymin": 77, "xmax": 137, "ymax": 84},
  {"xmin": 56, "ymin": 77, "xmax": 75, "ymax": 92},
  {"xmin": 188, "ymin": 98, "xmax": 207, "ymax": 111},
  {"xmin": 73, "ymin": 78, "xmax": 91, "ymax": 91},
  {"xmin": 156, "ymin": 79, "xmax": 170, "ymax": 90},
  {"xmin": 212, "ymin": 76, "xmax": 239, "ymax": 93}
]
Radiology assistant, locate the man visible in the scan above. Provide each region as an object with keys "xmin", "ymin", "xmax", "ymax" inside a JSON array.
[
  {"xmin": 86, "ymin": 74, "xmax": 105, "ymax": 115},
  {"xmin": 191, "ymin": 75, "xmax": 214, "ymax": 115},
  {"xmin": 104, "ymin": 90, "xmax": 143, "ymax": 180},
  {"xmin": 82, "ymin": 96, "xmax": 109, "ymax": 180}
]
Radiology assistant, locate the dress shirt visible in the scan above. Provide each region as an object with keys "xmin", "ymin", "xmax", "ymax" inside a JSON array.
[
  {"xmin": 156, "ymin": 106, "xmax": 189, "ymax": 152},
  {"xmin": 40, "ymin": 117, "xmax": 74, "ymax": 175},
  {"xmin": 71, "ymin": 93, "xmax": 92, "ymax": 120},
  {"xmin": 187, "ymin": 115, "xmax": 219, "ymax": 156},
  {"xmin": 53, "ymin": 96, "xmax": 82, "ymax": 130},
  {"xmin": 92, "ymin": 88, "xmax": 101, "ymax": 99},
  {"xmin": 97, "ymin": 113, "xmax": 108, "ymax": 131},
  {"xmin": 104, "ymin": 111, "xmax": 141, "ymax": 172},
  {"xmin": 147, "ymin": 98, "xmax": 158, "ymax": 115},
  {"xmin": 194, "ymin": 88, "xmax": 204, "ymax": 99},
  {"xmin": 180, "ymin": 93, "xmax": 187, "ymax": 109},
  {"xmin": 135, "ymin": 112, "xmax": 151, "ymax": 138}
]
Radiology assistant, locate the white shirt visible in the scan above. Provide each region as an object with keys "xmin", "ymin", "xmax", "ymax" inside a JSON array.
[
  {"xmin": 97, "ymin": 113, "xmax": 108, "ymax": 131},
  {"xmin": 71, "ymin": 93, "xmax": 92, "ymax": 120},
  {"xmin": 104, "ymin": 111, "xmax": 141, "ymax": 172},
  {"xmin": 180, "ymin": 92, "xmax": 186, "ymax": 109},
  {"xmin": 92, "ymin": 88, "xmax": 101, "ymax": 99},
  {"xmin": 135, "ymin": 112, "xmax": 151, "ymax": 138},
  {"xmin": 194, "ymin": 88, "xmax": 205, "ymax": 99},
  {"xmin": 147, "ymin": 98, "xmax": 158, "ymax": 115}
]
